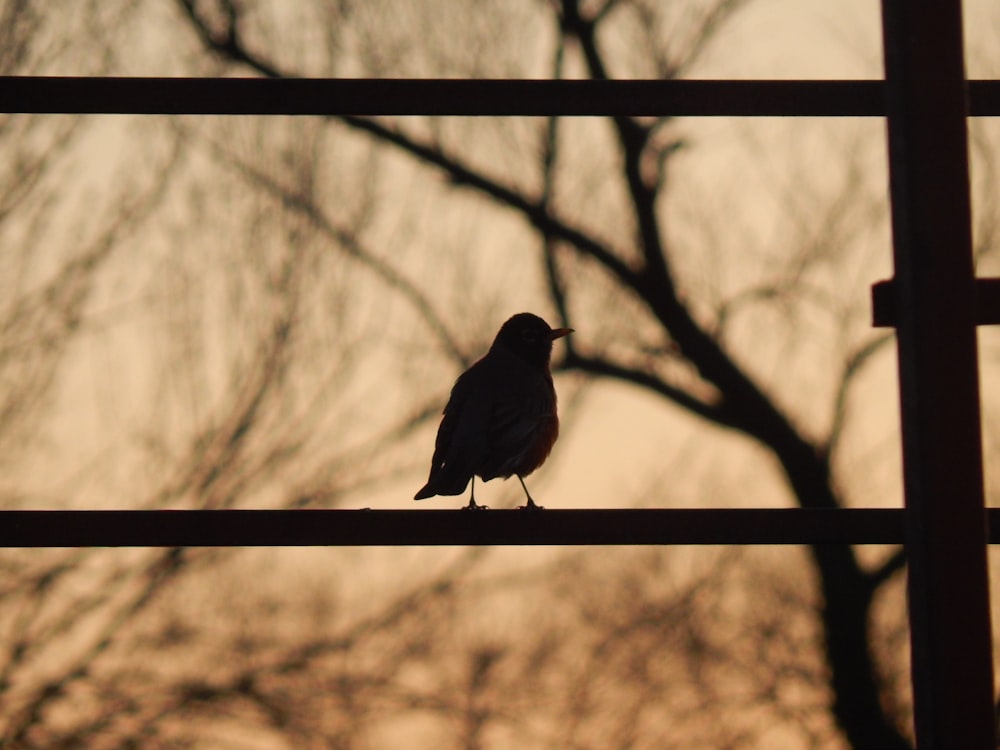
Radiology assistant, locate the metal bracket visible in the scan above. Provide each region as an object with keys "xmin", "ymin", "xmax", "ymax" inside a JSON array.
[{"xmin": 872, "ymin": 278, "xmax": 1000, "ymax": 327}]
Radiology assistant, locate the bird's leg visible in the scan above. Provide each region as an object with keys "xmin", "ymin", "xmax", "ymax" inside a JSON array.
[
  {"xmin": 463, "ymin": 476, "xmax": 489, "ymax": 510},
  {"xmin": 516, "ymin": 475, "xmax": 544, "ymax": 511}
]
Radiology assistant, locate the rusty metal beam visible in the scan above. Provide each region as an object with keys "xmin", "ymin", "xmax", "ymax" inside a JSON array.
[{"xmin": 880, "ymin": 0, "xmax": 995, "ymax": 746}]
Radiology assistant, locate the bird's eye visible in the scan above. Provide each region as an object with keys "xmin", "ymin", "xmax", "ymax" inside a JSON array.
[{"xmin": 521, "ymin": 329, "xmax": 539, "ymax": 342}]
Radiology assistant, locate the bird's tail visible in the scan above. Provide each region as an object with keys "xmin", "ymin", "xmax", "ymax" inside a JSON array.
[
  {"xmin": 413, "ymin": 473, "xmax": 470, "ymax": 500},
  {"xmin": 413, "ymin": 483, "xmax": 435, "ymax": 500}
]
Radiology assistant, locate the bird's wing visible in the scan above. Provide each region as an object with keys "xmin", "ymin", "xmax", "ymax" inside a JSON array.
[
  {"xmin": 479, "ymin": 371, "xmax": 557, "ymax": 480},
  {"xmin": 417, "ymin": 361, "xmax": 493, "ymax": 497},
  {"xmin": 487, "ymin": 392, "xmax": 551, "ymax": 449}
]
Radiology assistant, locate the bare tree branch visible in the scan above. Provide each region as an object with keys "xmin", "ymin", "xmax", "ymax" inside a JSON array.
[
  {"xmin": 824, "ymin": 332, "xmax": 895, "ymax": 459},
  {"xmin": 562, "ymin": 349, "xmax": 729, "ymax": 427},
  {"xmin": 180, "ymin": 122, "xmax": 471, "ymax": 367},
  {"xmin": 868, "ymin": 547, "xmax": 907, "ymax": 592}
]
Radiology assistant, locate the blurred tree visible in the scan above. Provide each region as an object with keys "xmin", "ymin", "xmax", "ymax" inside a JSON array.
[
  {"xmin": 0, "ymin": 2, "xmax": 452, "ymax": 747},
  {"xmin": 168, "ymin": 0, "xmax": 911, "ymax": 747},
  {"xmin": 5, "ymin": 0, "xmax": 999, "ymax": 748}
]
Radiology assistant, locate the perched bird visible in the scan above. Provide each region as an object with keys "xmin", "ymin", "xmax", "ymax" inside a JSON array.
[{"xmin": 414, "ymin": 313, "xmax": 573, "ymax": 510}]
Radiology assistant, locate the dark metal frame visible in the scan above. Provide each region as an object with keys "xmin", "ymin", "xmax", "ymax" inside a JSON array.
[
  {"xmin": 2, "ymin": 76, "xmax": 1000, "ymax": 117},
  {"xmin": 880, "ymin": 2, "xmax": 995, "ymax": 746},
  {"xmin": 1, "ymin": 1, "xmax": 996, "ymax": 745},
  {"xmin": 0, "ymin": 508, "xmax": 998, "ymax": 548}
]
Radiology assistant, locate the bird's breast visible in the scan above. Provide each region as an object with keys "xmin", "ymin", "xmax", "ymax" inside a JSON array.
[{"xmin": 517, "ymin": 412, "xmax": 559, "ymax": 476}]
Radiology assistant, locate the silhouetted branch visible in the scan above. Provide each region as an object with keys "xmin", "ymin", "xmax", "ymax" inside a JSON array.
[
  {"xmin": 562, "ymin": 349, "xmax": 729, "ymax": 428},
  {"xmin": 540, "ymin": 33, "xmax": 571, "ymax": 329},
  {"xmin": 825, "ymin": 332, "xmax": 895, "ymax": 458},
  {"xmin": 868, "ymin": 547, "xmax": 907, "ymax": 591},
  {"xmin": 181, "ymin": 123, "xmax": 470, "ymax": 367},
  {"xmin": 175, "ymin": 0, "xmax": 642, "ymax": 296}
]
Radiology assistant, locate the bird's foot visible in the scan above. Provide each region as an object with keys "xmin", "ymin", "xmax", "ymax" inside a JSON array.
[
  {"xmin": 463, "ymin": 498, "xmax": 489, "ymax": 511},
  {"xmin": 514, "ymin": 477, "xmax": 544, "ymax": 510},
  {"xmin": 517, "ymin": 498, "xmax": 545, "ymax": 511}
]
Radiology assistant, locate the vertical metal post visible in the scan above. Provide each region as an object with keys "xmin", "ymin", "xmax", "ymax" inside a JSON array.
[{"xmin": 880, "ymin": 1, "xmax": 995, "ymax": 746}]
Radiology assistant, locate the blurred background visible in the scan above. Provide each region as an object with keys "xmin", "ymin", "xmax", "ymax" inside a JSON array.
[{"xmin": 2, "ymin": 1, "xmax": 1000, "ymax": 747}]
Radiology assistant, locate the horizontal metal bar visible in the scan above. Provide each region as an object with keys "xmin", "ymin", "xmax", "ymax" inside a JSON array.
[
  {"xmin": 1, "ymin": 77, "xmax": 998, "ymax": 117},
  {"xmin": 871, "ymin": 278, "xmax": 1000, "ymax": 326},
  {"xmin": 0, "ymin": 507, "xmax": 992, "ymax": 547}
]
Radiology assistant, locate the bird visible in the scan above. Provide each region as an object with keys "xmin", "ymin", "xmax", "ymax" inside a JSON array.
[{"xmin": 414, "ymin": 312, "xmax": 573, "ymax": 510}]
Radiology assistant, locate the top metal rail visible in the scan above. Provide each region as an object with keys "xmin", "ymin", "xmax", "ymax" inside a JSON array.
[{"xmin": 2, "ymin": 76, "xmax": 999, "ymax": 116}]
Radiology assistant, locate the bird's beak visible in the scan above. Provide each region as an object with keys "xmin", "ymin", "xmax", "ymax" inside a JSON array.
[{"xmin": 549, "ymin": 327, "xmax": 574, "ymax": 340}]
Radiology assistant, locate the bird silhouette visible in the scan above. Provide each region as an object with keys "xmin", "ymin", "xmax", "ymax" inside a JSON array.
[{"xmin": 414, "ymin": 312, "xmax": 573, "ymax": 509}]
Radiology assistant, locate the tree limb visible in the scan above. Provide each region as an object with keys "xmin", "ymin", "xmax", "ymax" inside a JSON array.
[{"xmin": 562, "ymin": 350, "xmax": 730, "ymax": 428}]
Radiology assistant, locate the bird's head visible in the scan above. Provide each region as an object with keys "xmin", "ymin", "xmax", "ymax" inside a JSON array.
[{"xmin": 492, "ymin": 313, "xmax": 573, "ymax": 368}]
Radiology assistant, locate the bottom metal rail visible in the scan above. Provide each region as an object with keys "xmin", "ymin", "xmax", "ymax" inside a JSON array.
[{"xmin": 0, "ymin": 507, "xmax": 992, "ymax": 547}]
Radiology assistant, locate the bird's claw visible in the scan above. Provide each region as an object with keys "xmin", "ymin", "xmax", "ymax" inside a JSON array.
[
  {"xmin": 463, "ymin": 499, "xmax": 490, "ymax": 511},
  {"xmin": 517, "ymin": 499, "xmax": 545, "ymax": 511}
]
